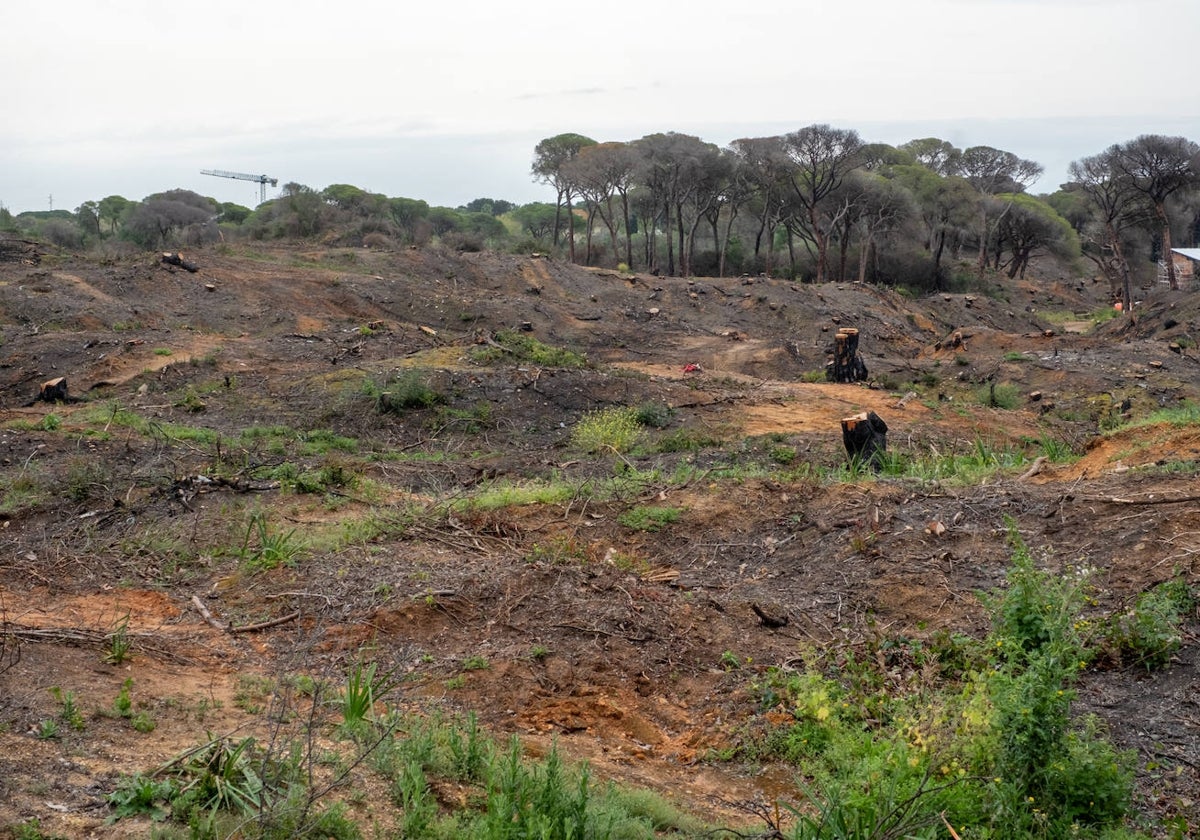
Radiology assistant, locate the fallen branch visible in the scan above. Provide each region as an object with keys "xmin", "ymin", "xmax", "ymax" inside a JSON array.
[
  {"xmin": 191, "ymin": 595, "xmax": 226, "ymax": 631},
  {"xmin": 1017, "ymin": 456, "xmax": 1047, "ymax": 481},
  {"xmin": 1083, "ymin": 494, "xmax": 1200, "ymax": 506},
  {"xmin": 228, "ymin": 611, "xmax": 300, "ymax": 634},
  {"xmin": 190, "ymin": 595, "xmax": 300, "ymax": 634}
]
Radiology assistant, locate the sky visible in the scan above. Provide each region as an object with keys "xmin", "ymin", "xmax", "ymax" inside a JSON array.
[{"xmin": 3, "ymin": 0, "xmax": 1198, "ymax": 215}]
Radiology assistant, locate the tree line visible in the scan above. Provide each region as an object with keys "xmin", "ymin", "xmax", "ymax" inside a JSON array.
[
  {"xmin": 531, "ymin": 128, "xmax": 1200, "ymax": 300},
  {"xmin": 2, "ymin": 126, "xmax": 1196, "ymax": 299}
]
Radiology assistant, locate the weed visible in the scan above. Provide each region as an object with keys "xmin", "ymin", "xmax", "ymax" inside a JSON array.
[
  {"xmin": 375, "ymin": 369, "xmax": 446, "ymax": 413},
  {"xmin": 107, "ymin": 774, "xmax": 176, "ymax": 822},
  {"xmin": 14, "ymin": 818, "xmax": 68, "ymax": 840},
  {"xmin": 470, "ymin": 329, "xmax": 587, "ymax": 367},
  {"xmin": 617, "ymin": 505, "xmax": 681, "ymax": 531},
  {"xmin": 233, "ymin": 674, "xmax": 273, "ymax": 714},
  {"xmin": 240, "ymin": 511, "xmax": 304, "ymax": 571},
  {"xmin": 724, "ymin": 521, "xmax": 1138, "ymax": 837},
  {"xmin": 461, "ymin": 479, "xmax": 576, "ymax": 511},
  {"xmin": 0, "ymin": 468, "xmax": 48, "ymax": 513},
  {"xmin": 654, "ymin": 427, "xmax": 723, "ymax": 452},
  {"xmin": 527, "ymin": 536, "xmax": 587, "ymax": 565},
  {"xmin": 172, "ymin": 388, "xmax": 206, "ymax": 412},
  {"xmin": 36, "ymin": 718, "xmax": 60, "ymax": 740},
  {"xmin": 1102, "ymin": 577, "xmax": 1194, "ymax": 669},
  {"xmin": 62, "ymin": 457, "xmax": 109, "ymax": 502},
  {"xmin": 431, "ymin": 401, "xmax": 492, "ymax": 433},
  {"xmin": 529, "ymin": 645, "xmax": 551, "ymax": 661},
  {"xmin": 112, "ymin": 678, "xmax": 134, "ymax": 718},
  {"xmin": 770, "ymin": 444, "xmax": 798, "ymax": 465},
  {"xmin": 446, "ymin": 711, "xmax": 489, "ymax": 782},
  {"xmin": 300, "ymin": 429, "xmax": 358, "ymax": 455},
  {"xmin": 570, "ymin": 406, "xmax": 642, "ymax": 454},
  {"xmin": 49, "ymin": 687, "xmax": 85, "ymax": 731},
  {"xmin": 104, "ymin": 613, "xmax": 132, "ymax": 664},
  {"xmin": 154, "ymin": 347, "xmax": 173, "ymax": 356},
  {"xmin": 1037, "ymin": 433, "xmax": 1075, "ymax": 462},
  {"xmin": 343, "ymin": 661, "xmax": 379, "ymax": 726},
  {"xmin": 461, "ymin": 654, "xmax": 490, "ymax": 671},
  {"xmin": 131, "ymin": 711, "xmax": 157, "ymax": 733}
]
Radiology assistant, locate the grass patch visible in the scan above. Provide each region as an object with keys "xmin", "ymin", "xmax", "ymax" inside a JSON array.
[
  {"xmin": 1107, "ymin": 400, "xmax": 1200, "ymax": 433},
  {"xmin": 976, "ymin": 381, "xmax": 1021, "ymax": 409},
  {"xmin": 617, "ymin": 505, "xmax": 682, "ymax": 532}
]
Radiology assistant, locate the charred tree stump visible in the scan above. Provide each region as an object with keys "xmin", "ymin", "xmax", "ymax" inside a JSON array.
[
  {"xmin": 841, "ymin": 411, "xmax": 888, "ymax": 471},
  {"xmin": 826, "ymin": 327, "xmax": 868, "ymax": 383},
  {"xmin": 161, "ymin": 252, "xmax": 199, "ymax": 273},
  {"xmin": 39, "ymin": 377, "xmax": 69, "ymax": 403}
]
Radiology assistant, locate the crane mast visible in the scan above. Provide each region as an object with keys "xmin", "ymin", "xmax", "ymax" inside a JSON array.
[{"xmin": 200, "ymin": 169, "xmax": 279, "ymax": 205}]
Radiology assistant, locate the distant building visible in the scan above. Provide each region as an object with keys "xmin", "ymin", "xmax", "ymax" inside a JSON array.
[{"xmin": 1168, "ymin": 248, "xmax": 1200, "ymax": 285}]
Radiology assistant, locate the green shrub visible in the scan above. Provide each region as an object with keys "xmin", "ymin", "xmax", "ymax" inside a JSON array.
[
  {"xmin": 570, "ymin": 406, "xmax": 641, "ymax": 454},
  {"xmin": 634, "ymin": 401, "xmax": 675, "ymax": 428}
]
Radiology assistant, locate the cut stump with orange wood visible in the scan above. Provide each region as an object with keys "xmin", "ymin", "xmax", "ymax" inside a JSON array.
[
  {"xmin": 842, "ymin": 411, "xmax": 888, "ymax": 471},
  {"xmin": 826, "ymin": 327, "xmax": 868, "ymax": 383}
]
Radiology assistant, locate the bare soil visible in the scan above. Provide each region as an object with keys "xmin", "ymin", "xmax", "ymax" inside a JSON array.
[{"xmin": 0, "ymin": 241, "xmax": 1197, "ymax": 836}]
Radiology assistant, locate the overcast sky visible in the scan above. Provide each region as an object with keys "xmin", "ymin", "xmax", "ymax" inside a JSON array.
[{"xmin": 3, "ymin": 0, "xmax": 1198, "ymax": 214}]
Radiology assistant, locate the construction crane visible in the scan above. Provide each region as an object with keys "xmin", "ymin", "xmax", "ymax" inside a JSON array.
[{"xmin": 200, "ymin": 169, "xmax": 279, "ymax": 205}]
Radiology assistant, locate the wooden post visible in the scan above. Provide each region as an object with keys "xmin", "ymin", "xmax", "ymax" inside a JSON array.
[
  {"xmin": 826, "ymin": 327, "xmax": 868, "ymax": 383},
  {"xmin": 841, "ymin": 411, "xmax": 888, "ymax": 471}
]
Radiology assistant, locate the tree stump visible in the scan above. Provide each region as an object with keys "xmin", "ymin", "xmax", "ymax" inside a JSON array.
[
  {"xmin": 826, "ymin": 327, "xmax": 868, "ymax": 383},
  {"xmin": 841, "ymin": 411, "xmax": 888, "ymax": 471},
  {"xmin": 161, "ymin": 252, "xmax": 199, "ymax": 273},
  {"xmin": 39, "ymin": 377, "xmax": 68, "ymax": 403}
]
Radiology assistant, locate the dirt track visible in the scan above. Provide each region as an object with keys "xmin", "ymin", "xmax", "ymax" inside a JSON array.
[{"xmin": 0, "ymin": 243, "xmax": 1197, "ymax": 835}]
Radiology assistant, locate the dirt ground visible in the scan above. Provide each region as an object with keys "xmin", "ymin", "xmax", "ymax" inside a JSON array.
[{"xmin": 0, "ymin": 240, "xmax": 1197, "ymax": 836}]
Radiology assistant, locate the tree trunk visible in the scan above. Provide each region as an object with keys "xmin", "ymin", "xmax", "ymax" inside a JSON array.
[
  {"xmin": 1157, "ymin": 202, "xmax": 1177, "ymax": 289},
  {"xmin": 665, "ymin": 201, "xmax": 675, "ymax": 276},
  {"xmin": 826, "ymin": 328, "xmax": 868, "ymax": 383},
  {"xmin": 932, "ymin": 230, "xmax": 946, "ymax": 291},
  {"xmin": 566, "ymin": 191, "xmax": 577, "ymax": 263},
  {"xmin": 841, "ymin": 411, "xmax": 888, "ymax": 471},
  {"xmin": 811, "ymin": 207, "xmax": 829, "ymax": 283}
]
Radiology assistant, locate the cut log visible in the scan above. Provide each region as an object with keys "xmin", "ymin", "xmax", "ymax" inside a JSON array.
[
  {"xmin": 841, "ymin": 411, "xmax": 888, "ymax": 471},
  {"xmin": 39, "ymin": 377, "xmax": 68, "ymax": 403},
  {"xmin": 161, "ymin": 252, "xmax": 199, "ymax": 273},
  {"xmin": 826, "ymin": 327, "xmax": 868, "ymax": 383}
]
